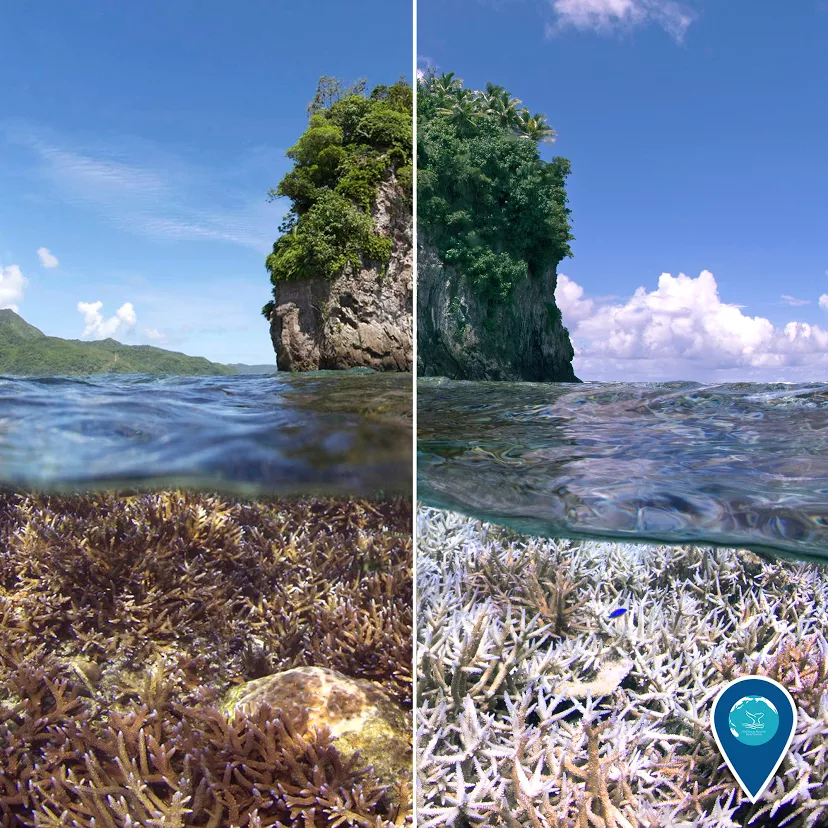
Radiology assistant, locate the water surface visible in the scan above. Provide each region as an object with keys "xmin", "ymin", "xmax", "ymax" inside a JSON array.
[
  {"xmin": 418, "ymin": 378, "xmax": 828, "ymax": 561},
  {"xmin": 0, "ymin": 371, "xmax": 412, "ymax": 496}
]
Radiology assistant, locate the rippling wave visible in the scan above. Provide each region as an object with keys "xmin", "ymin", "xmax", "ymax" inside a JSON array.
[
  {"xmin": 418, "ymin": 378, "xmax": 828, "ymax": 561},
  {"xmin": 0, "ymin": 371, "xmax": 412, "ymax": 496}
]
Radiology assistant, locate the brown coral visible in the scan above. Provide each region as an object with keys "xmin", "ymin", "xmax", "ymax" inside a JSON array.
[
  {"xmin": 224, "ymin": 667, "xmax": 411, "ymax": 791},
  {"xmin": 0, "ymin": 490, "xmax": 412, "ymax": 705},
  {"xmin": 0, "ymin": 664, "xmax": 410, "ymax": 827},
  {"xmin": 0, "ymin": 490, "xmax": 413, "ymax": 826}
]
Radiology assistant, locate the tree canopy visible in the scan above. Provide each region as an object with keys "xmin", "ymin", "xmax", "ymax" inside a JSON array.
[
  {"xmin": 263, "ymin": 76, "xmax": 413, "ymax": 319},
  {"xmin": 418, "ymin": 71, "xmax": 573, "ymax": 307}
]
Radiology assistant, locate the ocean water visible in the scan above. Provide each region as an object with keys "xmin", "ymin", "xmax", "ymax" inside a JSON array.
[
  {"xmin": 0, "ymin": 370, "xmax": 412, "ymax": 496},
  {"xmin": 418, "ymin": 378, "xmax": 828, "ymax": 562}
]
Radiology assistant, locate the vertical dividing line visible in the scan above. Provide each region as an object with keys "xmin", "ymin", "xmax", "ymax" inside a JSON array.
[{"xmin": 411, "ymin": 0, "xmax": 419, "ymax": 821}]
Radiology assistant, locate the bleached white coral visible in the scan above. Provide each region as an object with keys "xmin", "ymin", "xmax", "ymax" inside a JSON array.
[{"xmin": 416, "ymin": 506, "xmax": 828, "ymax": 827}]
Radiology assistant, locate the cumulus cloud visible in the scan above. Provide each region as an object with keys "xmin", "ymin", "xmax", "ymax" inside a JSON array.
[
  {"xmin": 0, "ymin": 264, "xmax": 28, "ymax": 311},
  {"xmin": 555, "ymin": 272, "xmax": 595, "ymax": 323},
  {"xmin": 781, "ymin": 294, "xmax": 810, "ymax": 307},
  {"xmin": 77, "ymin": 300, "xmax": 137, "ymax": 340},
  {"xmin": 820, "ymin": 294, "xmax": 828, "ymax": 310},
  {"xmin": 556, "ymin": 270, "xmax": 828, "ymax": 381},
  {"xmin": 36, "ymin": 247, "xmax": 59, "ymax": 269},
  {"xmin": 144, "ymin": 327, "xmax": 167, "ymax": 344},
  {"xmin": 548, "ymin": 0, "xmax": 695, "ymax": 40}
]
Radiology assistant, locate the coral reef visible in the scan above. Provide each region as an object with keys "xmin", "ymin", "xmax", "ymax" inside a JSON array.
[
  {"xmin": 0, "ymin": 662, "xmax": 410, "ymax": 827},
  {"xmin": 416, "ymin": 506, "xmax": 828, "ymax": 828},
  {"xmin": 0, "ymin": 491, "xmax": 412, "ymax": 826}
]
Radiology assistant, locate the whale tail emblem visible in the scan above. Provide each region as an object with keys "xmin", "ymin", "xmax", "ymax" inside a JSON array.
[{"xmin": 745, "ymin": 711, "xmax": 765, "ymax": 729}]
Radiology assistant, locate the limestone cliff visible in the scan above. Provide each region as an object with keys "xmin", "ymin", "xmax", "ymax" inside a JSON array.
[
  {"xmin": 269, "ymin": 173, "xmax": 412, "ymax": 372},
  {"xmin": 417, "ymin": 238, "xmax": 578, "ymax": 382}
]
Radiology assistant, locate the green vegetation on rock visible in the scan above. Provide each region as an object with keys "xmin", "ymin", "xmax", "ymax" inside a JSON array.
[
  {"xmin": 262, "ymin": 75, "xmax": 413, "ymax": 319},
  {"xmin": 418, "ymin": 71, "xmax": 574, "ymax": 307},
  {"xmin": 0, "ymin": 309, "xmax": 234, "ymax": 376}
]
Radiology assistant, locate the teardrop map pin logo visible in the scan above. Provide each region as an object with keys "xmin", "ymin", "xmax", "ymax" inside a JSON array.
[{"xmin": 711, "ymin": 676, "xmax": 797, "ymax": 803}]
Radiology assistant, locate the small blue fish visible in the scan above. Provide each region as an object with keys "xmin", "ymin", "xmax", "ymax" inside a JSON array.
[{"xmin": 608, "ymin": 608, "xmax": 628, "ymax": 618}]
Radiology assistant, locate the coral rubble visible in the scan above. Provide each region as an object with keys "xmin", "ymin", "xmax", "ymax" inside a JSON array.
[
  {"xmin": 0, "ymin": 491, "xmax": 412, "ymax": 826},
  {"xmin": 416, "ymin": 506, "xmax": 828, "ymax": 828}
]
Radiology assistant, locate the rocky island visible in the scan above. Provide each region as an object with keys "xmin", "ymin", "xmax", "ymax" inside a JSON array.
[
  {"xmin": 417, "ymin": 72, "xmax": 579, "ymax": 382},
  {"xmin": 262, "ymin": 76, "xmax": 413, "ymax": 372}
]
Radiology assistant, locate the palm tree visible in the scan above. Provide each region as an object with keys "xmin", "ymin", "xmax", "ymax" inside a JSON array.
[
  {"xmin": 516, "ymin": 110, "xmax": 557, "ymax": 143},
  {"xmin": 434, "ymin": 71, "xmax": 461, "ymax": 93},
  {"xmin": 430, "ymin": 72, "xmax": 462, "ymax": 110},
  {"xmin": 439, "ymin": 87, "xmax": 484, "ymax": 134},
  {"xmin": 484, "ymin": 88, "xmax": 524, "ymax": 130}
]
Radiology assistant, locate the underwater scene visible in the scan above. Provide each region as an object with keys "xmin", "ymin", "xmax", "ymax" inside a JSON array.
[
  {"xmin": 0, "ymin": 371, "xmax": 413, "ymax": 827},
  {"xmin": 416, "ymin": 379, "xmax": 828, "ymax": 828},
  {"xmin": 0, "ymin": 372, "xmax": 412, "ymax": 497}
]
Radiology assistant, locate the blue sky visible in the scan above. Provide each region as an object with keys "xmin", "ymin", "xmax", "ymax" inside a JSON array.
[
  {"xmin": 0, "ymin": 0, "xmax": 411, "ymax": 364},
  {"xmin": 419, "ymin": 0, "xmax": 828, "ymax": 381}
]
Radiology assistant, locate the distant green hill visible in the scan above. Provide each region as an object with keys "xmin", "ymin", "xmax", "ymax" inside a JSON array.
[
  {"xmin": 224, "ymin": 363, "xmax": 278, "ymax": 375},
  {"xmin": 0, "ymin": 309, "xmax": 237, "ymax": 376}
]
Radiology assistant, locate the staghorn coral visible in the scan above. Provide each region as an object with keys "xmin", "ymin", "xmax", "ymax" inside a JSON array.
[
  {"xmin": 0, "ymin": 662, "xmax": 411, "ymax": 827},
  {"xmin": 0, "ymin": 491, "xmax": 413, "ymax": 826},
  {"xmin": 417, "ymin": 506, "xmax": 828, "ymax": 828},
  {"xmin": 0, "ymin": 491, "xmax": 412, "ymax": 706}
]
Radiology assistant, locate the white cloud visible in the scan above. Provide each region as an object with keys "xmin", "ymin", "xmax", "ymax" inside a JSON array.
[
  {"xmin": 36, "ymin": 247, "xmax": 59, "ymax": 269},
  {"xmin": 556, "ymin": 270, "xmax": 828, "ymax": 381},
  {"xmin": 417, "ymin": 55, "xmax": 436, "ymax": 82},
  {"xmin": 144, "ymin": 327, "xmax": 167, "ymax": 344},
  {"xmin": 0, "ymin": 264, "xmax": 28, "ymax": 312},
  {"xmin": 555, "ymin": 274, "xmax": 595, "ymax": 323},
  {"xmin": 548, "ymin": 0, "xmax": 695, "ymax": 40},
  {"xmin": 781, "ymin": 294, "xmax": 810, "ymax": 307},
  {"xmin": 77, "ymin": 300, "xmax": 137, "ymax": 340},
  {"xmin": 820, "ymin": 294, "xmax": 828, "ymax": 310},
  {"xmin": 4, "ymin": 126, "xmax": 275, "ymax": 252}
]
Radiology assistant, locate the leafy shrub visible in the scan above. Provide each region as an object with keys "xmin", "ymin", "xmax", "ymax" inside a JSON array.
[
  {"xmin": 263, "ymin": 75, "xmax": 412, "ymax": 308},
  {"xmin": 267, "ymin": 191, "xmax": 377, "ymax": 281},
  {"xmin": 336, "ymin": 149, "xmax": 387, "ymax": 211},
  {"xmin": 356, "ymin": 107, "xmax": 411, "ymax": 153}
]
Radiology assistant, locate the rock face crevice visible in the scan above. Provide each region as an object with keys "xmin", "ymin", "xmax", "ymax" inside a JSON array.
[
  {"xmin": 417, "ymin": 236, "xmax": 579, "ymax": 382},
  {"xmin": 269, "ymin": 174, "xmax": 413, "ymax": 372}
]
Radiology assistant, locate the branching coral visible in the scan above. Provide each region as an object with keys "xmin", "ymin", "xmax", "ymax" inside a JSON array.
[
  {"xmin": 0, "ymin": 491, "xmax": 412, "ymax": 706},
  {"xmin": 0, "ymin": 491, "xmax": 413, "ymax": 826},
  {"xmin": 417, "ymin": 506, "xmax": 828, "ymax": 828},
  {"xmin": 0, "ymin": 663, "xmax": 410, "ymax": 827}
]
